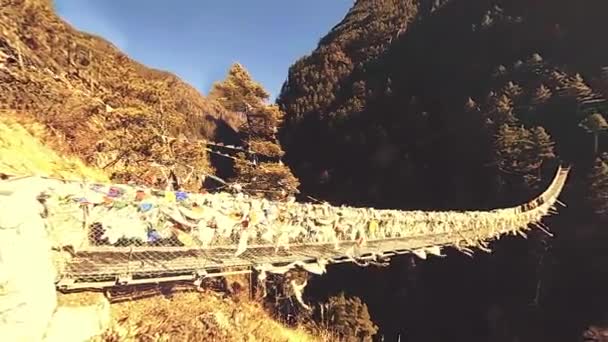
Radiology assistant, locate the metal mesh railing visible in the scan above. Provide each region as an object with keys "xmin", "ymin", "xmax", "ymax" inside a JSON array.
[{"xmin": 29, "ymin": 166, "xmax": 570, "ymax": 290}]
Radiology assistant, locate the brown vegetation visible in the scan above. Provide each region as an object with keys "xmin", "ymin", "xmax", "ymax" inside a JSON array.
[
  {"xmin": 211, "ymin": 64, "xmax": 299, "ymax": 199},
  {"xmin": 0, "ymin": 113, "xmax": 107, "ymax": 181},
  {"xmin": 93, "ymin": 290, "xmax": 325, "ymax": 342},
  {"xmin": 0, "ymin": 0, "xmax": 240, "ymax": 187}
]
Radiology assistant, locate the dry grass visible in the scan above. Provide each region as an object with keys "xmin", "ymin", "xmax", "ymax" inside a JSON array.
[
  {"xmin": 0, "ymin": 113, "xmax": 108, "ymax": 181},
  {"xmin": 92, "ymin": 290, "xmax": 324, "ymax": 342},
  {"xmin": 56, "ymin": 291, "xmax": 107, "ymax": 307}
]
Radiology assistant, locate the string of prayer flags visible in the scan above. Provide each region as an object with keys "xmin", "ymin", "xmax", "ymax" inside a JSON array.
[{"xmin": 34, "ymin": 167, "xmax": 567, "ymax": 261}]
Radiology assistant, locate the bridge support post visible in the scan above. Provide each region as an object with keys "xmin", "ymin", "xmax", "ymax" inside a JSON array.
[
  {"xmin": 249, "ymin": 267, "xmax": 254, "ymax": 300},
  {"xmin": 116, "ymin": 274, "xmax": 132, "ymax": 286}
]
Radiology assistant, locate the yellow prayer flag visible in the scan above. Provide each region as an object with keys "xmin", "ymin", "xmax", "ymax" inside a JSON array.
[
  {"xmin": 164, "ymin": 191, "xmax": 176, "ymax": 203},
  {"xmin": 368, "ymin": 220, "xmax": 379, "ymax": 235}
]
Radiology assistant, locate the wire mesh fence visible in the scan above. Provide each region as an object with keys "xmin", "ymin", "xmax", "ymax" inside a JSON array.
[{"xmin": 29, "ymin": 166, "xmax": 570, "ymax": 290}]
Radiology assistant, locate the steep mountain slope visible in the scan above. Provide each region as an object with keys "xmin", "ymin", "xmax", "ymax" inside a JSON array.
[
  {"xmin": 279, "ymin": 0, "xmax": 608, "ymax": 209},
  {"xmin": 277, "ymin": 0, "xmax": 413, "ymax": 191},
  {"xmin": 0, "ymin": 0, "xmax": 237, "ymax": 187},
  {"xmin": 0, "ymin": 113, "xmax": 107, "ymax": 181},
  {"xmin": 278, "ymin": 0, "xmax": 608, "ymax": 341}
]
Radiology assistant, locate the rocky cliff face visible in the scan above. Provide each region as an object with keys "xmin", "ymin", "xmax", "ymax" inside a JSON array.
[{"xmin": 0, "ymin": 0, "xmax": 238, "ymax": 186}]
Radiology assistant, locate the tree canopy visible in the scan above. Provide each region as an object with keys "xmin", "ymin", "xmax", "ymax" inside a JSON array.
[
  {"xmin": 210, "ymin": 63, "xmax": 270, "ymax": 113},
  {"xmin": 212, "ymin": 63, "xmax": 299, "ymax": 199}
]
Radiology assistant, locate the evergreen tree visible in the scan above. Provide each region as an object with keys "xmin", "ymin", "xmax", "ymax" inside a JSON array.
[
  {"xmin": 325, "ymin": 293, "xmax": 378, "ymax": 342},
  {"xmin": 525, "ymin": 53, "xmax": 545, "ymax": 76},
  {"xmin": 487, "ymin": 93, "xmax": 518, "ymax": 126},
  {"xmin": 579, "ymin": 113, "xmax": 608, "ymax": 156},
  {"xmin": 530, "ymin": 127, "xmax": 556, "ymax": 161},
  {"xmin": 528, "ymin": 53, "xmax": 543, "ymax": 64},
  {"xmin": 464, "ymin": 97, "xmax": 479, "ymax": 112},
  {"xmin": 527, "ymin": 126, "xmax": 556, "ymax": 184},
  {"xmin": 560, "ymin": 73, "xmax": 593, "ymax": 100},
  {"xmin": 495, "ymin": 123, "xmax": 555, "ymax": 186},
  {"xmin": 211, "ymin": 64, "xmax": 299, "ymax": 199},
  {"xmin": 531, "ymin": 84, "xmax": 552, "ymax": 105},
  {"xmin": 492, "ymin": 65, "xmax": 507, "ymax": 78},
  {"xmin": 504, "ymin": 81, "xmax": 523, "ymax": 100},
  {"xmin": 588, "ymin": 157, "xmax": 608, "ymax": 217},
  {"xmin": 209, "ymin": 63, "xmax": 269, "ymax": 113},
  {"xmin": 495, "ymin": 123, "xmax": 529, "ymax": 173},
  {"xmin": 545, "ymin": 70, "xmax": 569, "ymax": 90}
]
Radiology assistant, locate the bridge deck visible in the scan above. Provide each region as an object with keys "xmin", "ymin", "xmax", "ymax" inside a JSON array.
[{"xmin": 58, "ymin": 230, "xmax": 488, "ymax": 289}]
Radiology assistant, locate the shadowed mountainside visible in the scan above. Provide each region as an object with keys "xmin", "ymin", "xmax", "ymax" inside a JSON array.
[{"xmin": 278, "ymin": 0, "xmax": 608, "ymax": 341}]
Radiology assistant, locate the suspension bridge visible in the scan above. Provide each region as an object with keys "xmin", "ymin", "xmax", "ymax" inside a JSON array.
[{"xmin": 0, "ymin": 166, "xmax": 570, "ymax": 292}]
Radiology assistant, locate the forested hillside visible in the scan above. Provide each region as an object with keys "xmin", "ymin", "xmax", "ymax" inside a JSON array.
[
  {"xmin": 278, "ymin": 0, "xmax": 608, "ymax": 341},
  {"xmin": 0, "ymin": 0, "xmax": 239, "ymax": 187}
]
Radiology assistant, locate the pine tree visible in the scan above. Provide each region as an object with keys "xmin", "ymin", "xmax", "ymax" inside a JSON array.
[
  {"xmin": 526, "ymin": 53, "xmax": 544, "ymax": 75},
  {"xmin": 492, "ymin": 65, "xmax": 507, "ymax": 78},
  {"xmin": 495, "ymin": 124, "xmax": 528, "ymax": 173},
  {"xmin": 504, "ymin": 81, "xmax": 523, "ymax": 99},
  {"xmin": 530, "ymin": 127, "xmax": 556, "ymax": 161},
  {"xmin": 545, "ymin": 70, "xmax": 569, "ymax": 90},
  {"xmin": 588, "ymin": 158, "xmax": 608, "ymax": 217},
  {"xmin": 560, "ymin": 73, "xmax": 592, "ymax": 100},
  {"xmin": 531, "ymin": 84, "xmax": 552, "ymax": 105},
  {"xmin": 495, "ymin": 123, "xmax": 555, "ymax": 186},
  {"xmin": 486, "ymin": 94, "xmax": 518, "ymax": 126},
  {"xmin": 465, "ymin": 97, "xmax": 479, "ymax": 112},
  {"xmin": 211, "ymin": 63, "xmax": 299, "ymax": 199},
  {"xmin": 209, "ymin": 63, "xmax": 269, "ymax": 113},
  {"xmin": 527, "ymin": 126, "xmax": 556, "ymax": 185},
  {"xmin": 325, "ymin": 293, "xmax": 378, "ymax": 342},
  {"xmin": 579, "ymin": 113, "xmax": 608, "ymax": 156},
  {"xmin": 528, "ymin": 53, "xmax": 543, "ymax": 64}
]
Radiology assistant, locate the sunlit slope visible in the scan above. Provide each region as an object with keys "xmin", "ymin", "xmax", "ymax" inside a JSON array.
[{"xmin": 0, "ymin": 115, "xmax": 108, "ymax": 181}]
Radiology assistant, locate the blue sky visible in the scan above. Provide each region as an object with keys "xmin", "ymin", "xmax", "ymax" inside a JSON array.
[{"xmin": 54, "ymin": 0, "xmax": 352, "ymax": 100}]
